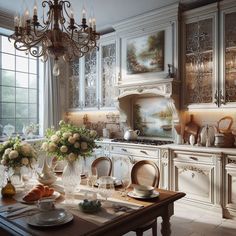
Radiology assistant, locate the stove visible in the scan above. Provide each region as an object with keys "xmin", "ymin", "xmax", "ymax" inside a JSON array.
[{"xmin": 111, "ymin": 138, "xmax": 173, "ymax": 146}]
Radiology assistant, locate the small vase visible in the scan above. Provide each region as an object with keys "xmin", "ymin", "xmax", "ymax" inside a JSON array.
[
  {"xmin": 189, "ymin": 134, "xmax": 195, "ymax": 146},
  {"xmin": 9, "ymin": 167, "xmax": 24, "ymax": 189},
  {"xmin": 62, "ymin": 159, "xmax": 81, "ymax": 197}
]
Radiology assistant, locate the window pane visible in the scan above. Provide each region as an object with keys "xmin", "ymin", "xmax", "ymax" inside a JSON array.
[
  {"xmin": 1, "ymin": 86, "xmax": 15, "ymax": 102},
  {"xmin": 16, "ymin": 49, "xmax": 29, "ymax": 58},
  {"xmin": 2, "ymin": 103, "xmax": 15, "ymax": 118},
  {"xmin": 16, "ymin": 72, "xmax": 28, "ymax": 87},
  {"xmin": 29, "ymin": 104, "xmax": 37, "ymax": 118},
  {"xmin": 29, "ymin": 89, "xmax": 37, "ymax": 103},
  {"xmin": 1, "ymin": 36, "xmax": 15, "ymax": 54},
  {"xmin": 16, "ymin": 103, "xmax": 28, "ymax": 118},
  {"xmin": 16, "ymin": 56, "xmax": 28, "ymax": 72},
  {"xmin": 29, "ymin": 59, "xmax": 37, "ymax": 74},
  {"xmin": 16, "ymin": 119, "xmax": 28, "ymax": 133},
  {"xmin": 29, "ymin": 74, "xmax": 37, "ymax": 88},
  {"xmin": 16, "ymin": 88, "xmax": 28, "ymax": 103},
  {"xmin": 1, "ymin": 53, "xmax": 15, "ymax": 70},
  {"xmin": 1, "ymin": 70, "xmax": 15, "ymax": 86}
]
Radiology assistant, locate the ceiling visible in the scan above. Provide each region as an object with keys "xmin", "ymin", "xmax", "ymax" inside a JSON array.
[{"xmin": 0, "ymin": 0, "xmax": 217, "ymax": 33}]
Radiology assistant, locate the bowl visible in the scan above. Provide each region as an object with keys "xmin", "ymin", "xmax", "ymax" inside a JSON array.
[
  {"xmin": 78, "ymin": 199, "xmax": 102, "ymax": 213},
  {"xmin": 133, "ymin": 184, "xmax": 154, "ymax": 197}
]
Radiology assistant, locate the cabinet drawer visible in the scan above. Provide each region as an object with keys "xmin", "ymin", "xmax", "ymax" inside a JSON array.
[
  {"xmin": 110, "ymin": 145, "xmax": 158, "ymax": 158},
  {"xmin": 173, "ymin": 151, "xmax": 214, "ymax": 164}
]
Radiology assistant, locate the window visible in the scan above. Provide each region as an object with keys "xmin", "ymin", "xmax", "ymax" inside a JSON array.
[{"xmin": 0, "ymin": 34, "xmax": 39, "ymax": 136}]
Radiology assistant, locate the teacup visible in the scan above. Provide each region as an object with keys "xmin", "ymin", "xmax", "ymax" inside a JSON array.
[
  {"xmin": 133, "ymin": 184, "xmax": 154, "ymax": 197},
  {"xmin": 37, "ymin": 199, "xmax": 55, "ymax": 211}
]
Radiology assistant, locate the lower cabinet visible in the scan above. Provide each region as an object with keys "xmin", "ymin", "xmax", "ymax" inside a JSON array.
[
  {"xmin": 171, "ymin": 150, "xmax": 222, "ymax": 211},
  {"xmin": 224, "ymin": 154, "xmax": 236, "ymax": 218}
]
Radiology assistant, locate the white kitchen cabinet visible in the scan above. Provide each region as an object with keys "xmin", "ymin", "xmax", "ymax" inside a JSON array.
[
  {"xmin": 182, "ymin": 4, "xmax": 218, "ymax": 108},
  {"xmin": 224, "ymin": 153, "xmax": 236, "ymax": 218},
  {"xmin": 68, "ymin": 32, "xmax": 118, "ymax": 111},
  {"xmin": 171, "ymin": 149, "xmax": 222, "ymax": 212},
  {"xmin": 182, "ymin": 1, "xmax": 236, "ymax": 109}
]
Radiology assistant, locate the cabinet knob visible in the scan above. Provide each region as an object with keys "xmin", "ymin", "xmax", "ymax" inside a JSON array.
[{"xmin": 122, "ymin": 148, "xmax": 127, "ymax": 152}]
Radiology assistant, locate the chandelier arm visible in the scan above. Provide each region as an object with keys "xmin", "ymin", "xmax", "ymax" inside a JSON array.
[
  {"xmin": 42, "ymin": 0, "xmax": 53, "ymax": 25},
  {"xmin": 61, "ymin": 1, "xmax": 72, "ymax": 19}
]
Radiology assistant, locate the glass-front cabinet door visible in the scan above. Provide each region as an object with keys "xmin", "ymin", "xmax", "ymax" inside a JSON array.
[
  {"xmin": 100, "ymin": 41, "xmax": 116, "ymax": 109},
  {"xmin": 222, "ymin": 8, "xmax": 236, "ymax": 105},
  {"xmin": 84, "ymin": 48, "xmax": 98, "ymax": 109},
  {"xmin": 183, "ymin": 7, "xmax": 217, "ymax": 108}
]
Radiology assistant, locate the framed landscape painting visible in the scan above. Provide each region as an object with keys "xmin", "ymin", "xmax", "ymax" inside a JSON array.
[{"xmin": 126, "ymin": 31, "xmax": 165, "ymax": 75}]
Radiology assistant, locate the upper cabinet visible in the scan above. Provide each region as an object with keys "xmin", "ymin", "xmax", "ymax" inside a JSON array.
[
  {"xmin": 68, "ymin": 32, "xmax": 118, "ymax": 111},
  {"xmin": 182, "ymin": 4, "xmax": 218, "ymax": 108},
  {"xmin": 220, "ymin": 1, "xmax": 236, "ymax": 107},
  {"xmin": 182, "ymin": 1, "xmax": 236, "ymax": 109}
]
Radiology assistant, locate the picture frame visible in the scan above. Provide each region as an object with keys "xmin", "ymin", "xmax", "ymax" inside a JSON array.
[
  {"xmin": 127, "ymin": 31, "xmax": 165, "ymax": 75},
  {"xmin": 121, "ymin": 28, "xmax": 174, "ymax": 82}
]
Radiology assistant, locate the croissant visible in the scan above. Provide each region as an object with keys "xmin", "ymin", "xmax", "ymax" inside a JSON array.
[{"xmin": 23, "ymin": 185, "xmax": 54, "ymax": 202}]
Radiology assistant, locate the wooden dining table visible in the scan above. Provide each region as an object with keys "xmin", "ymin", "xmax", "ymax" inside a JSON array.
[{"xmin": 0, "ymin": 187, "xmax": 185, "ymax": 236}]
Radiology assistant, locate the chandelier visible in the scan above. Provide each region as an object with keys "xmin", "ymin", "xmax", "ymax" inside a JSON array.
[{"xmin": 9, "ymin": 0, "xmax": 100, "ymax": 75}]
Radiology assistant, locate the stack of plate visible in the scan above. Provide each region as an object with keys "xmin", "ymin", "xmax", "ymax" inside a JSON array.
[{"xmin": 27, "ymin": 208, "xmax": 73, "ymax": 227}]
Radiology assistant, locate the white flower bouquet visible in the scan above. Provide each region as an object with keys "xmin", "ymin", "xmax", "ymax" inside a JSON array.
[
  {"xmin": 42, "ymin": 120, "xmax": 98, "ymax": 162},
  {"xmin": 0, "ymin": 137, "xmax": 37, "ymax": 169}
]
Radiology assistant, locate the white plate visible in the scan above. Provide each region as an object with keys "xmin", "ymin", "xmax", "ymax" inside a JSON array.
[
  {"xmin": 27, "ymin": 209, "xmax": 73, "ymax": 227},
  {"xmin": 127, "ymin": 191, "xmax": 160, "ymax": 199},
  {"xmin": 17, "ymin": 191, "xmax": 61, "ymax": 204}
]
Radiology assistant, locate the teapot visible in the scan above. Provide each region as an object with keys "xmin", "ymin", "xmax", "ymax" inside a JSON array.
[{"xmin": 124, "ymin": 129, "xmax": 140, "ymax": 140}]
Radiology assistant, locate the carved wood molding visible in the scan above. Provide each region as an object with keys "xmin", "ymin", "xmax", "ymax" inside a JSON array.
[{"xmin": 178, "ymin": 165, "xmax": 208, "ymax": 176}]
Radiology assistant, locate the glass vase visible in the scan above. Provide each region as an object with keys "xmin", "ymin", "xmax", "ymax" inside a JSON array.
[
  {"xmin": 62, "ymin": 159, "xmax": 81, "ymax": 202},
  {"xmin": 9, "ymin": 167, "xmax": 24, "ymax": 189}
]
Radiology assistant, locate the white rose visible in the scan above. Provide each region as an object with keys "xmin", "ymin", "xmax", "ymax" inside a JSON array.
[
  {"xmin": 60, "ymin": 145, "xmax": 68, "ymax": 153},
  {"xmin": 81, "ymin": 142, "xmax": 88, "ymax": 150},
  {"xmin": 21, "ymin": 157, "xmax": 29, "ymax": 165},
  {"xmin": 9, "ymin": 150, "xmax": 19, "ymax": 159},
  {"xmin": 41, "ymin": 142, "xmax": 48, "ymax": 151},
  {"xmin": 21, "ymin": 144, "xmax": 31, "ymax": 156},
  {"xmin": 68, "ymin": 136, "xmax": 76, "ymax": 144},
  {"xmin": 73, "ymin": 133, "xmax": 80, "ymax": 140},
  {"xmin": 59, "ymin": 120, "xmax": 65, "ymax": 126},
  {"xmin": 63, "ymin": 132, "xmax": 72, "ymax": 139},
  {"xmin": 74, "ymin": 142, "xmax": 80, "ymax": 148},
  {"xmin": 68, "ymin": 153, "xmax": 76, "ymax": 162},
  {"xmin": 48, "ymin": 143, "xmax": 57, "ymax": 152},
  {"xmin": 4, "ymin": 148, "xmax": 12, "ymax": 155},
  {"xmin": 56, "ymin": 131, "xmax": 61, "ymax": 136},
  {"xmin": 50, "ymin": 134, "xmax": 60, "ymax": 143},
  {"xmin": 1, "ymin": 159, "xmax": 6, "ymax": 165}
]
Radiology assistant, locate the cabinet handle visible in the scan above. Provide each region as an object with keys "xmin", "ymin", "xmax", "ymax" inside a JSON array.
[
  {"xmin": 189, "ymin": 157, "xmax": 198, "ymax": 161},
  {"xmin": 219, "ymin": 90, "xmax": 226, "ymax": 105},
  {"xmin": 214, "ymin": 90, "xmax": 219, "ymax": 106},
  {"xmin": 140, "ymin": 150, "xmax": 148, "ymax": 155},
  {"xmin": 122, "ymin": 148, "xmax": 127, "ymax": 152}
]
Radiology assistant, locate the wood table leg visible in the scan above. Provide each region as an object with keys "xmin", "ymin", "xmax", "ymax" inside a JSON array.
[
  {"xmin": 161, "ymin": 214, "xmax": 171, "ymax": 236},
  {"xmin": 160, "ymin": 203, "xmax": 174, "ymax": 236}
]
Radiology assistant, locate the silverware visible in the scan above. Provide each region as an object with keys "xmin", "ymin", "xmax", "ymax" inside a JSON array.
[
  {"xmin": 7, "ymin": 209, "xmax": 39, "ymax": 220},
  {"xmin": 6, "ymin": 206, "xmax": 38, "ymax": 219},
  {"xmin": 0, "ymin": 205, "xmax": 27, "ymax": 214}
]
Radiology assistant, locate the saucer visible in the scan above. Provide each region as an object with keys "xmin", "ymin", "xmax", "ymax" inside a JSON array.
[
  {"xmin": 127, "ymin": 190, "xmax": 160, "ymax": 199},
  {"xmin": 27, "ymin": 209, "xmax": 73, "ymax": 227}
]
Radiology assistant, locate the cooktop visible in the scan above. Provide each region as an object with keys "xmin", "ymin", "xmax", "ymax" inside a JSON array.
[{"xmin": 111, "ymin": 138, "xmax": 173, "ymax": 146}]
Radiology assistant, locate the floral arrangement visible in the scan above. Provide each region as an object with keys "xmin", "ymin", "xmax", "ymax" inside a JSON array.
[
  {"xmin": 41, "ymin": 120, "xmax": 98, "ymax": 162},
  {"xmin": 0, "ymin": 137, "xmax": 37, "ymax": 169}
]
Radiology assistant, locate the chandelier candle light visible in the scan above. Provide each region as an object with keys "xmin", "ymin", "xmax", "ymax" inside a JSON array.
[{"xmin": 9, "ymin": 0, "xmax": 100, "ymax": 76}]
